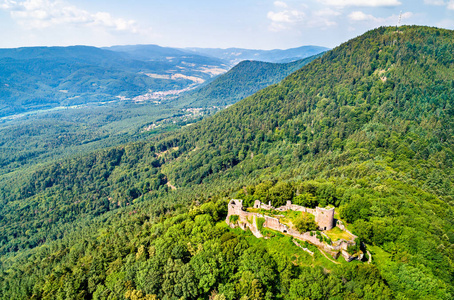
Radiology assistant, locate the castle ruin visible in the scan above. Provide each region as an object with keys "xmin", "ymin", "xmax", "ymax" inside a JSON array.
[{"xmin": 226, "ymin": 199, "xmax": 360, "ymax": 261}]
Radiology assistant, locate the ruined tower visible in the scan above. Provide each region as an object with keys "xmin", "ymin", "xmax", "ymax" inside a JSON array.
[
  {"xmin": 315, "ymin": 207, "xmax": 334, "ymax": 230},
  {"xmin": 227, "ymin": 199, "xmax": 244, "ymax": 216}
]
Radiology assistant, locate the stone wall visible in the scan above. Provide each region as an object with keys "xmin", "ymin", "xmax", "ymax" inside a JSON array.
[
  {"xmin": 226, "ymin": 199, "xmax": 263, "ymax": 238},
  {"xmin": 227, "ymin": 199, "xmax": 245, "ymax": 216},
  {"xmin": 280, "ymin": 201, "xmax": 317, "ymax": 214},
  {"xmin": 261, "ymin": 215, "xmax": 289, "ymax": 233},
  {"xmin": 254, "ymin": 200, "xmax": 273, "ymax": 210},
  {"xmin": 280, "ymin": 201, "xmax": 333, "ymax": 230},
  {"xmin": 289, "ymin": 228, "xmax": 358, "ymax": 260}
]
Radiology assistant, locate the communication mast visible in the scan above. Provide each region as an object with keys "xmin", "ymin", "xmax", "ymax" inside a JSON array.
[{"xmin": 397, "ymin": 11, "xmax": 402, "ymax": 27}]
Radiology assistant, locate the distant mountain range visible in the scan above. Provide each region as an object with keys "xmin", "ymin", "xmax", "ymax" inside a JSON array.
[
  {"xmin": 0, "ymin": 44, "xmax": 328, "ymax": 118},
  {"xmin": 0, "ymin": 45, "xmax": 228, "ymax": 118},
  {"xmin": 183, "ymin": 45, "xmax": 329, "ymax": 64},
  {"xmin": 105, "ymin": 44, "xmax": 329, "ymax": 65}
]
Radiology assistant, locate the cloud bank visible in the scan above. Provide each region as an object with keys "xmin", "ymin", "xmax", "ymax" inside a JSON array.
[
  {"xmin": 348, "ymin": 10, "xmax": 413, "ymax": 24},
  {"xmin": 268, "ymin": 1, "xmax": 342, "ymax": 31},
  {"xmin": 0, "ymin": 0, "xmax": 146, "ymax": 33}
]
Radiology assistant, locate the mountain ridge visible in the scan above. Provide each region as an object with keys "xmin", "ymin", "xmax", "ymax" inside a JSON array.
[
  {"xmin": 183, "ymin": 45, "xmax": 329, "ymax": 64},
  {"xmin": 175, "ymin": 53, "xmax": 324, "ymax": 108}
]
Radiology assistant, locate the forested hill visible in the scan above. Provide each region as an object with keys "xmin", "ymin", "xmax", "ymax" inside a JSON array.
[
  {"xmin": 0, "ymin": 26, "xmax": 453, "ymax": 299},
  {"xmin": 175, "ymin": 54, "xmax": 323, "ymax": 108}
]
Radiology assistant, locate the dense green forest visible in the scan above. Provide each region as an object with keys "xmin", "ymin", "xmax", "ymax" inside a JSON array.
[
  {"xmin": 175, "ymin": 54, "xmax": 322, "ymax": 108},
  {"xmin": 0, "ymin": 52, "xmax": 323, "ymax": 176},
  {"xmin": 0, "ymin": 45, "xmax": 326, "ymax": 178},
  {"xmin": 0, "ymin": 26, "xmax": 453, "ymax": 299},
  {"xmin": 0, "ymin": 101, "xmax": 213, "ymax": 176}
]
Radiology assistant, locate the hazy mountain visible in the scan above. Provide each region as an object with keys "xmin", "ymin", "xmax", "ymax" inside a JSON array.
[
  {"xmin": 0, "ymin": 45, "xmax": 228, "ymax": 118},
  {"xmin": 104, "ymin": 44, "xmax": 225, "ymax": 65},
  {"xmin": 105, "ymin": 44, "xmax": 328, "ymax": 65},
  {"xmin": 104, "ymin": 44, "xmax": 192, "ymax": 60},
  {"xmin": 0, "ymin": 46, "xmax": 325, "ymax": 177},
  {"xmin": 184, "ymin": 45, "xmax": 329, "ymax": 64}
]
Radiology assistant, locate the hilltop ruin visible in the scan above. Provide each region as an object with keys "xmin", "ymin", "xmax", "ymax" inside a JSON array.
[{"xmin": 226, "ymin": 199, "xmax": 361, "ymax": 262}]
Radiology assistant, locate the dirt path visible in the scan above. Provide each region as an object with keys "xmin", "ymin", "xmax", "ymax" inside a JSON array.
[
  {"xmin": 317, "ymin": 248, "xmax": 340, "ymax": 265},
  {"xmin": 166, "ymin": 182, "xmax": 177, "ymax": 190}
]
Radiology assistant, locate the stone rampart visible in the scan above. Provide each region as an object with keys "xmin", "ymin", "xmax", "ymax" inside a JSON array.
[
  {"xmin": 279, "ymin": 201, "xmax": 317, "ymax": 214},
  {"xmin": 254, "ymin": 200, "xmax": 274, "ymax": 210},
  {"xmin": 261, "ymin": 215, "xmax": 289, "ymax": 233},
  {"xmin": 227, "ymin": 199, "xmax": 245, "ymax": 216},
  {"xmin": 336, "ymin": 220, "xmax": 355, "ymax": 236},
  {"xmin": 226, "ymin": 199, "xmax": 263, "ymax": 238},
  {"xmin": 229, "ymin": 199, "xmax": 335, "ymax": 232}
]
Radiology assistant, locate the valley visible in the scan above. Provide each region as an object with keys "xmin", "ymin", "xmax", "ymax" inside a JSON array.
[{"xmin": 0, "ymin": 49, "xmax": 324, "ymax": 177}]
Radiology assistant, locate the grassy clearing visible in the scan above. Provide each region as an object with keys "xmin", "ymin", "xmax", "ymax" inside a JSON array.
[
  {"xmin": 229, "ymin": 222, "xmax": 340, "ymax": 268},
  {"xmin": 324, "ymin": 226, "xmax": 354, "ymax": 241},
  {"xmin": 279, "ymin": 210, "xmax": 301, "ymax": 228},
  {"xmin": 245, "ymin": 207, "xmax": 308, "ymax": 231}
]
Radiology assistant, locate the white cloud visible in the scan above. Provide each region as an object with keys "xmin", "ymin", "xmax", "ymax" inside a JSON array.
[
  {"xmin": 424, "ymin": 0, "xmax": 454, "ymax": 9},
  {"xmin": 348, "ymin": 11, "xmax": 380, "ymax": 21},
  {"xmin": 274, "ymin": 1, "xmax": 288, "ymax": 8},
  {"xmin": 348, "ymin": 10, "xmax": 413, "ymax": 25},
  {"xmin": 267, "ymin": 4, "xmax": 305, "ymax": 31},
  {"xmin": 267, "ymin": 10, "xmax": 304, "ymax": 23},
  {"xmin": 448, "ymin": 0, "xmax": 454, "ymax": 9},
  {"xmin": 401, "ymin": 12, "xmax": 413, "ymax": 18},
  {"xmin": 267, "ymin": 2, "xmax": 341, "ymax": 31},
  {"xmin": 308, "ymin": 18, "xmax": 337, "ymax": 27},
  {"xmin": 319, "ymin": 0, "xmax": 402, "ymax": 7},
  {"xmin": 0, "ymin": 0, "xmax": 146, "ymax": 33},
  {"xmin": 307, "ymin": 8, "xmax": 341, "ymax": 27}
]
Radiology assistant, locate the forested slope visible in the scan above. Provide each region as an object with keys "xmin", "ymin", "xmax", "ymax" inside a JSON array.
[
  {"xmin": 176, "ymin": 54, "xmax": 322, "ymax": 108},
  {"xmin": 0, "ymin": 26, "xmax": 453, "ymax": 299}
]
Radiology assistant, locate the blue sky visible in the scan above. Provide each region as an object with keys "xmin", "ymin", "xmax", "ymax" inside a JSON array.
[{"xmin": 0, "ymin": 0, "xmax": 453, "ymax": 49}]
